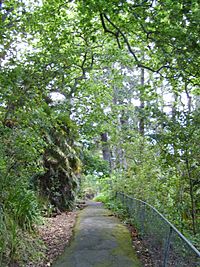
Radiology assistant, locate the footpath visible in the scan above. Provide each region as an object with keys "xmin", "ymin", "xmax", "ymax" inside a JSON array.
[{"xmin": 52, "ymin": 201, "xmax": 142, "ymax": 267}]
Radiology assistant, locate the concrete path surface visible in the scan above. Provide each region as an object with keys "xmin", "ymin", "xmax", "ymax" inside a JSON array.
[{"xmin": 52, "ymin": 202, "xmax": 142, "ymax": 267}]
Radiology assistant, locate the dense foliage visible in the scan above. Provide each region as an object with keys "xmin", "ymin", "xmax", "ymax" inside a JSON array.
[{"xmin": 0, "ymin": 0, "xmax": 200, "ymax": 265}]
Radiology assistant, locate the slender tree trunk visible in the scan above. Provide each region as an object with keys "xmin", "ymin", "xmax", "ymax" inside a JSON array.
[
  {"xmin": 184, "ymin": 85, "xmax": 196, "ymax": 234},
  {"xmin": 185, "ymin": 83, "xmax": 192, "ymax": 112},
  {"xmin": 139, "ymin": 68, "xmax": 145, "ymax": 135},
  {"xmin": 112, "ymin": 84, "xmax": 128, "ymax": 171},
  {"xmin": 172, "ymin": 93, "xmax": 178, "ymax": 119},
  {"xmin": 101, "ymin": 132, "xmax": 111, "ymax": 168},
  {"xmin": 185, "ymin": 157, "xmax": 196, "ymax": 235}
]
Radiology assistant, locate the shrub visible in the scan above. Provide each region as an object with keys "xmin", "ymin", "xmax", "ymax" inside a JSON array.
[{"xmin": 7, "ymin": 186, "xmax": 41, "ymax": 230}]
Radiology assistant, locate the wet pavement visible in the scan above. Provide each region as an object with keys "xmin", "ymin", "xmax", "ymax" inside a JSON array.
[{"xmin": 52, "ymin": 201, "xmax": 142, "ymax": 267}]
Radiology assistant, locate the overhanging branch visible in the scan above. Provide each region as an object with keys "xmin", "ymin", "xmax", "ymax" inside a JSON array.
[
  {"xmin": 69, "ymin": 51, "xmax": 94, "ymax": 97},
  {"xmin": 100, "ymin": 13, "xmax": 179, "ymax": 78},
  {"xmin": 100, "ymin": 13, "xmax": 121, "ymax": 49}
]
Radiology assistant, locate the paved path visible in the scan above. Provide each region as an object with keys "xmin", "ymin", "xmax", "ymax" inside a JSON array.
[{"xmin": 52, "ymin": 202, "xmax": 142, "ymax": 267}]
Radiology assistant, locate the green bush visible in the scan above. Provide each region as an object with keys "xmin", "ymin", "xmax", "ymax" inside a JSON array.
[
  {"xmin": 0, "ymin": 209, "xmax": 44, "ymax": 267},
  {"xmin": 82, "ymin": 150, "xmax": 110, "ymax": 176},
  {"xmin": 0, "ymin": 210, "xmax": 7, "ymax": 266},
  {"xmin": 7, "ymin": 186, "xmax": 41, "ymax": 230},
  {"xmin": 94, "ymin": 193, "xmax": 110, "ymax": 203}
]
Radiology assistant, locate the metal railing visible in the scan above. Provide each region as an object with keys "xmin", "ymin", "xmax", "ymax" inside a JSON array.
[{"xmin": 116, "ymin": 192, "xmax": 200, "ymax": 267}]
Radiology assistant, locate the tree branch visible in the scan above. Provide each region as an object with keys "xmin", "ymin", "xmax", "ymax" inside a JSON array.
[
  {"xmin": 69, "ymin": 51, "xmax": 94, "ymax": 98},
  {"xmin": 100, "ymin": 13, "xmax": 180, "ymax": 78},
  {"xmin": 100, "ymin": 13, "xmax": 121, "ymax": 49}
]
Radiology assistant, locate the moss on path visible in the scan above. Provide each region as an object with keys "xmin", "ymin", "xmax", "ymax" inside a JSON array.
[{"xmin": 52, "ymin": 202, "xmax": 142, "ymax": 267}]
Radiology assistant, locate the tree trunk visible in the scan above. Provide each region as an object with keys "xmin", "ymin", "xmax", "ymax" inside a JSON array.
[
  {"xmin": 101, "ymin": 132, "xmax": 111, "ymax": 167},
  {"xmin": 139, "ymin": 68, "xmax": 145, "ymax": 135},
  {"xmin": 185, "ymin": 157, "xmax": 196, "ymax": 235}
]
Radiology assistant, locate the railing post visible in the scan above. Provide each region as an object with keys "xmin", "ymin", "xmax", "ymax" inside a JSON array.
[
  {"xmin": 163, "ymin": 226, "xmax": 173, "ymax": 267},
  {"xmin": 140, "ymin": 202, "xmax": 145, "ymax": 237}
]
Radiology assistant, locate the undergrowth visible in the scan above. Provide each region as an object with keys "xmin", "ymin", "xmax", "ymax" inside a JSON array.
[
  {"xmin": 94, "ymin": 192, "xmax": 130, "ymax": 223},
  {"xmin": 0, "ymin": 186, "xmax": 49, "ymax": 267},
  {"xmin": 0, "ymin": 210, "xmax": 45, "ymax": 267}
]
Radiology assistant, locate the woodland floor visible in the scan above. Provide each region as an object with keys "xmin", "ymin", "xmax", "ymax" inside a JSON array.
[
  {"xmin": 127, "ymin": 225, "xmax": 154, "ymax": 267},
  {"xmin": 27, "ymin": 211, "xmax": 77, "ymax": 267}
]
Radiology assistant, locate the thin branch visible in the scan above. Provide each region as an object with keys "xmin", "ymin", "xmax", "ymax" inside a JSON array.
[
  {"xmin": 132, "ymin": 12, "xmax": 156, "ymax": 43},
  {"xmin": 116, "ymin": 32, "xmax": 122, "ymax": 49},
  {"xmin": 69, "ymin": 52, "xmax": 94, "ymax": 97},
  {"xmin": 100, "ymin": 13, "xmax": 116, "ymax": 36},
  {"xmin": 100, "ymin": 13, "xmax": 180, "ymax": 77},
  {"xmin": 104, "ymin": 13, "xmax": 138, "ymax": 61},
  {"xmin": 100, "ymin": 13, "xmax": 121, "ymax": 49}
]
